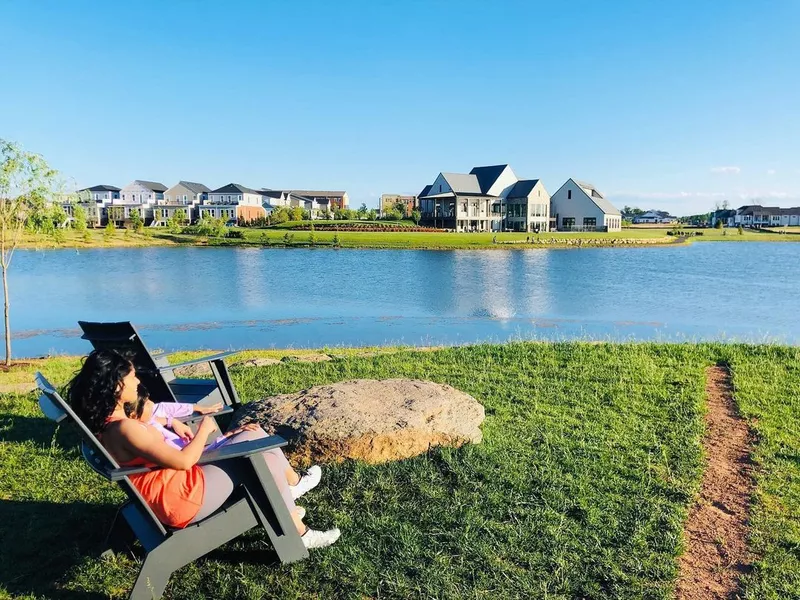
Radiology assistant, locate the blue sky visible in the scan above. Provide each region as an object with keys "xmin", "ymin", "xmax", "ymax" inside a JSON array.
[{"xmin": 2, "ymin": 0, "xmax": 798, "ymax": 215}]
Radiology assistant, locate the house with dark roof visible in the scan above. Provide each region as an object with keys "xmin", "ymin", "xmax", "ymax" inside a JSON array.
[
  {"xmin": 119, "ymin": 180, "xmax": 167, "ymax": 204},
  {"xmin": 710, "ymin": 209, "xmax": 737, "ymax": 228},
  {"xmin": 78, "ymin": 184, "xmax": 120, "ymax": 203},
  {"xmin": 735, "ymin": 205, "xmax": 800, "ymax": 228},
  {"xmin": 164, "ymin": 181, "xmax": 210, "ymax": 205},
  {"xmin": 550, "ymin": 179, "xmax": 622, "ymax": 231},
  {"xmin": 417, "ymin": 164, "xmax": 550, "ymax": 232},
  {"xmin": 201, "ymin": 183, "xmax": 267, "ymax": 223},
  {"xmin": 108, "ymin": 180, "xmax": 168, "ymax": 226},
  {"xmin": 153, "ymin": 181, "xmax": 212, "ymax": 226}
]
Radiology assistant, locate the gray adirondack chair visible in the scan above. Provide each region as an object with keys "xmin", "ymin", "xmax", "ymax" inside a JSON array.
[
  {"xmin": 77, "ymin": 320, "xmax": 241, "ymax": 414},
  {"xmin": 36, "ymin": 373, "xmax": 308, "ymax": 600}
]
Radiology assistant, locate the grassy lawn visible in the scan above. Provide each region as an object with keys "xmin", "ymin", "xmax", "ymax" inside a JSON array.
[
  {"xmin": 15, "ymin": 226, "xmax": 800, "ymax": 251},
  {"xmin": 1, "ymin": 343, "xmax": 798, "ymax": 598}
]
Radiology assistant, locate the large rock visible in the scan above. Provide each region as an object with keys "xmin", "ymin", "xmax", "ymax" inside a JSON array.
[{"xmin": 230, "ymin": 379, "xmax": 485, "ymax": 464}]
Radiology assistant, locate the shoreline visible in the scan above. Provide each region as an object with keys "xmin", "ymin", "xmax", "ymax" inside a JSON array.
[{"xmin": 15, "ymin": 227, "xmax": 800, "ymax": 251}]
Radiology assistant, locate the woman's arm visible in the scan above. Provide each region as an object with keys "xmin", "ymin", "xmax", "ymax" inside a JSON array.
[{"xmin": 117, "ymin": 417, "xmax": 217, "ymax": 470}]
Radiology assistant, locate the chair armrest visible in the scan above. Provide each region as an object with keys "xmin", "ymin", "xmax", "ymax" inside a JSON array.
[
  {"xmin": 177, "ymin": 405, "xmax": 234, "ymax": 424},
  {"xmin": 197, "ymin": 435, "xmax": 287, "ymax": 464},
  {"xmin": 107, "ymin": 435, "xmax": 287, "ymax": 481},
  {"xmin": 157, "ymin": 351, "xmax": 238, "ymax": 372},
  {"xmin": 109, "ymin": 463, "xmax": 166, "ymax": 481}
]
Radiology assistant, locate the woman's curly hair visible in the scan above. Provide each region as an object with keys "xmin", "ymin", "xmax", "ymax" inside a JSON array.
[{"xmin": 65, "ymin": 349, "xmax": 137, "ymax": 435}]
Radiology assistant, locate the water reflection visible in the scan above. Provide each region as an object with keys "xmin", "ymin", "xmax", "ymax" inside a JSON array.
[{"xmin": 8, "ymin": 243, "xmax": 800, "ymax": 356}]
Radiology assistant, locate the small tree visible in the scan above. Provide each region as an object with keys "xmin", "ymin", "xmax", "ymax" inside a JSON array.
[
  {"xmin": 129, "ymin": 208, "xmax": 144, "ymax": 233},
  {"xmin": 367, "ymin": 208, "xmax": 377, "ymax": 221},
  {"xmin": 738, "ymin": 225, "xmax": 744, "ymax": 236},
  {"xmin": 167, "ymin": 209, "xmax": 186, "ymax": 233},
  {"xmin": 411, "ymin": 209, "xmax": 421, "ymax": 225},
  {"xmin": 291, "ymin": 206, "xmax": 304, "ymax": 221},
  {"xmin": 104, "ymin": 220, "xmax": 116, "ymax": 241},
  {"xmin": 271, "ymin": 207, "xmax": 289, "ymax": 224},
  {"xmin": 283, "ymin": 232, "xmax": 294, "ymax": 246},
  {"xmin": 0, "ymin": 139, "xmax": 57, "ymax": 366},
  {"xmin": 332, "ymin": 233, "xmax": 341, "ymax": 248},
  {"xmin": 51, "ymin": 203, "xmax": 68, "ymax": 229},
  {"xmin": 714, "ymin": 219, "xmax": 723, "ymax": 229},
  {"xmin": 357, "ymin": 203, "xmax": 368, "ymax": 219},
  {"xmin": 308, "ymin": 232, "xmax": 316, "ymax": 246},
  {"xmin": 73, "ymin": 204, "xmax": 88, "ymax": 232}
]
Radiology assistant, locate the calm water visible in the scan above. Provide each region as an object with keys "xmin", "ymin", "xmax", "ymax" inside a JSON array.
[{"xmin": 9, "ymin": 243, "xmax": 800, "ymax": 357}]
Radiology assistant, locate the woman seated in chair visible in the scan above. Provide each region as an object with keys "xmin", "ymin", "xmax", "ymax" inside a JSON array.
[{"xmin": 66, "ymin": 349, "xmax": 340, "ymax": 549}]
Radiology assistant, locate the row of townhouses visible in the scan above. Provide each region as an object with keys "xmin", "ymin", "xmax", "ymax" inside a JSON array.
[
  {"xmin": 711, "ymin": 205, "xmax": 800, "ymax": 228},
  {"xmin": 412, "ymin": 165, "xmax": 622, "ymax": 233},
  {"xmin": 66, "ymin": 180, "xmax": 349, "ymax": 227}
]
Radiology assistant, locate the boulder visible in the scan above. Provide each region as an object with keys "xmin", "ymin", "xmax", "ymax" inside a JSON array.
[{"xmin": 230, "ymin": 379, "xmax": 485, "ymax": 465}]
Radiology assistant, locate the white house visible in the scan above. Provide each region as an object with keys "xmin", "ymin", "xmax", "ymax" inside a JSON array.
[
  {"xmin": 418, "ymin": 164, "xmax": 550, "ymax": 232},
  {"xmin": 735, "ymin": 205, "xmax": 800, "ymax": 228},
  {"xmin": 550, "ymin": 179, "xmax": 622, "ymax": 232},
  {"xmin": 119, "ymin": 180, "xmax": 167, "ymax": 205},
  {"xmin": 200, "ymin": 183, "xmax": 267, "ymax": 223},
  {"xmin": 633, "ymin": 210, "xmax": 678, "ymax": 224}
]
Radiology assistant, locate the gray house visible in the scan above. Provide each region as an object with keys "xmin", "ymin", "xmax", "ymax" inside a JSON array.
[
  {"xmin": 156, "ymin": 181, "xmax": 211, "ymax": 225},
  {"xmin": 163, "ymin": 181, "xmax": 210, "ymax": 205}
]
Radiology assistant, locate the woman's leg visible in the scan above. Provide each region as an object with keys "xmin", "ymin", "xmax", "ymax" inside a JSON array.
[
  {"xmin": 191, "ymin": 462, "xmax": 236, "ymax": 523},
  {"xmin": 224, "ymin": 429, "xmax": 298, "ymax": 514}
]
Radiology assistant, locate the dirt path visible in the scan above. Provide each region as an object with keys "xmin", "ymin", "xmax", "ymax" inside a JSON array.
[{"xmin": 676, "ymin": 365, "xmax": 754, "ymax": 599}]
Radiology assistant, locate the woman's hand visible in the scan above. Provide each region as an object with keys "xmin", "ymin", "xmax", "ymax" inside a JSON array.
[
  {"xmin": 194, "ymin": 402, "xmax": 223, "ymax": 415},
  {"xmin": 196, "ymin": 416, "xmax": 218, "ymax": 439},
  {"xmin": 224, "ymin": 422, "xmax": 260, "ymax": 438},
  {"xmin": 170, "ymin": 419, "xmax": 194, "ymax": 442}
]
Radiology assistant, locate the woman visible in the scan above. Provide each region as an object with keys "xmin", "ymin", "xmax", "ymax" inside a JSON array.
[{"xmin": 66, "ymin": 349, "xmax": 340, "ymax": 550}]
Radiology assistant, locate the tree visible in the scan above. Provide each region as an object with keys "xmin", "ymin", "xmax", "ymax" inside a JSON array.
[
  {"xmin": 167, "ymin": 209, "xmax": 186, "ymax": 233},
  {"xmin": 0, "ymin": 139, "xmax": 57, "ymax": 366},
  {"xmin": 129, "ymin": 208, "xmax": 144, "ymax": 233},
  {"xmin": 367, "ymin": 208, "xmax": 377, "ymax": 221},
  {"xmin": 271, "ymin": 207, "xmax": 290, "ymax": 224},
  {"xmin": 291, "ymin": 206, "xmax": 304, "ymax": 222},
  {"xmin": 394, "ymin": 201, "xmax": 408, "ymax": 219},
  {"xmin": 73, "ymin": 204, "xmax": 88, "ymax": 232},
  {"xmin": 357, "ymin": 203, "xmax": 368, "ymax": 219},
  {"xmin": 411, "ymin": 209, "xmax": 421, "ymax": 225},
  {"xmin": 714, "ymin": 219, "xmax": 723, "ymax": 229}
]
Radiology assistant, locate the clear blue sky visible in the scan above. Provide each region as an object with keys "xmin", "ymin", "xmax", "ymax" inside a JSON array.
[{"xmin": 2, "ymin": 0, "xmax": 798, "ymax": 215}]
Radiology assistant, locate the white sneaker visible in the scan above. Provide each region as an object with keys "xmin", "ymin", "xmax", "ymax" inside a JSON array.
[
  {"xmin": 302, "ymin": 527, "xmax": 341, "ymax": 550},
  {"xmin": 290, "ymin": 465, "xmax": 322, "ymax": 499}
]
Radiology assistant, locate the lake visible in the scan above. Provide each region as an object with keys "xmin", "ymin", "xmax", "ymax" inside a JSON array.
[{"xmin": 9, "ymin": 243, "xmax": 800, "ymax": 357}]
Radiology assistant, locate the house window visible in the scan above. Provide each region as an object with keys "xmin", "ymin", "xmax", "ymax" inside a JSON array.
[
  {"xmin": 183, "ymin": 195, "xmax": 187, "ymax": 202},
  {"xmin": 238, "ymin": 195, "xmax": 242, "ymax": 201},
  {"xmin": 583, "ymin": 217, "xmax": 597, "ymax": 228},
  {"xmin": 562, "ymin": 217, "xmax": 575, "ymax": 229},
  {"xmin": 567, "ymin": 190, "xmax": 572, "ymax": 200}
]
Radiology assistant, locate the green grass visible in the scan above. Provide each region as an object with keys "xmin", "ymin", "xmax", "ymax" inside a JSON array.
[
  {"xmin": 1, "ymin": 343, "xmax": 798, "ymax": 599},
  {"xmin": 17, "ymin": 226, "xmax": 800, "ymax": 251}
]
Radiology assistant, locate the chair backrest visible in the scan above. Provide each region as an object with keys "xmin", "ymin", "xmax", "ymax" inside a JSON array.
[
  {"xmin": 35, "ymin": 372, "xmax": 168, "ymax": 537},
  {"xmin": 77, "ymin": 321, "xmax": 177, "ymax": 403}
]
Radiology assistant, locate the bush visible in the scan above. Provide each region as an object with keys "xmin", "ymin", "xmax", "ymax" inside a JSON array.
[
  {"xmin": 738, "ymin": 225, "xmax": 744, "ymax": 235},
  {"xmin": 283, "ymin": 232, "xmax": 294, "ymax": 246},
  {"xmin": 225, "ymin": 230, "xmax": 244, "ymax": 239},
  {"xmin": 714, "ymin": 220, "xmax": 723, "ymax": 229},
  {"xmin": 103, "ymin": 221, "xmax": 116, "ymax": 241},
  {"xmin": 308, "ymin": 232, "xmax": 316, "ymax": 246},
  {"xmin": 332, "ymin": 233, "xmax": 340, "ymax": 247}
]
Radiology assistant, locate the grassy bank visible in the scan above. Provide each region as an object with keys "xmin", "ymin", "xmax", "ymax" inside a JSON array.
[
  {"xmin": 1, "ymin": 343, "xmax": 798, "ymax": 599},
  {"xmin": 16, "ymin": 226, "xmax": 800, "ymax": 251}
]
